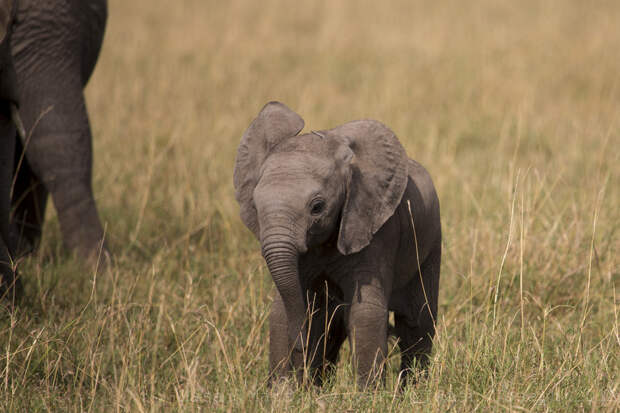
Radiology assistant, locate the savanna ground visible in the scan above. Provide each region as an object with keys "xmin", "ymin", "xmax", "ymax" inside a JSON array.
[{"xmin": 1, "ymin": 0, "xmax": 618, "ymax": 411}]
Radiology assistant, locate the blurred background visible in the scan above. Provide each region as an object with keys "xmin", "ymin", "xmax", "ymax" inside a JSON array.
[{"xmin": 3, "ymin": 0, "xmax": 618, "ymax": 410}]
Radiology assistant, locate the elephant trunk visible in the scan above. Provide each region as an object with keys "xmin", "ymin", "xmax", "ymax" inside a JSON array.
[{"xmin": 261, "ymin": 227, "xmax": 307, "ymax": 355}]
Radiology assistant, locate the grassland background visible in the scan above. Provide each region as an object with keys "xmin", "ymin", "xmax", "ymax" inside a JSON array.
[{"xmin": 1, "ymin": 0, "xmax": 618, "ymax": 411}]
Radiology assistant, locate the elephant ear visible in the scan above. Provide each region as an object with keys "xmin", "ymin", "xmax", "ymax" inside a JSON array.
[
  {"xmin": 233, "ymin": 101, "xmax": 305, "ymax": 238},
  {"xmin": 327, "ymin": 120, "xmax": 409, "ymax": 255}
]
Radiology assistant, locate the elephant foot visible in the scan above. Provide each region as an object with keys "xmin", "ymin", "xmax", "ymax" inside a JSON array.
[
  {"xmin": 9, "ymin": 216, "xmax": 112, "ymax": 270},
  {"xmin": 54, "ymin": 195, "xmax": 110, "ymax": 266},
  {"xmin": 394, "ymin": 313, "xmax": 434, "ymax": 389},
  {"xmin": 269, "ymin": 376, "xmax": 296, "ymax": 405},
  {"xmin": 77, "ymin": 240, "xmax": 111, "ymax": 271}
]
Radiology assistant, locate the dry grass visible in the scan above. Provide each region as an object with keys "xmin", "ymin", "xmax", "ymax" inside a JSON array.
[{"xmin": 1, "ymin": 0, "xmax": 618, "ymax": 411}]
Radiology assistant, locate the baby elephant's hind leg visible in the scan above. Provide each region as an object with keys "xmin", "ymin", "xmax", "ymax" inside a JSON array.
[
  {"xmin": 394, "ymin": 313, "xmax": 434, "ymax": 385},
  {"xmin": 396, "ymin": 246, "xmax": 440, "ymax": 386}
]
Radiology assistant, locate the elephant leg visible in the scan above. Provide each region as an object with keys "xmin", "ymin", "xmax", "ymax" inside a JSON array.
[
  {"xmin": 307, "ymin": 287, "xmax": 347, "ymax": 385},
  {"xmin": 346, "ymin": 283, "xmax": 388, "ymax": 389},
  {"xmin": 17, "ymin": 79, "xmax": 107, "ymax": 260},
  {"xmin": 0, "ymin": 121, "xmax": 21, "ymax": 301},
  {"xmin": 394, "ymin": 313, "xmax": 433, "ymax": 386},
  {"xmin": 396, "ymin": 246, "xmax": 440, "ymax": 386},
  {"xmin": 271, "ymin": 285, "xmax": 347, "ymax": 386},
  {"xmin": 0, "ymin": 122, "xmax": 14, "ymax": 241},
  {"xmin": 0, "ymin": 237, "xmax": 20, "ymax": 302},
  {"xmin": 10, "ymin": 135, "xmax": 48, "ymax": 256}
]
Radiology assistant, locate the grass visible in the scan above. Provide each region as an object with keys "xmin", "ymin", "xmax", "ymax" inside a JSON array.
[{"xmin": 1, "ymin": 0, "xmax": 618, "ymax": 410}]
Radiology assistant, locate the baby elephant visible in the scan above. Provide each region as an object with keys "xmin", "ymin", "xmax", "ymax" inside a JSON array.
[{"xmin": 233, "ymin": 102, "xmax": 441, "ymax": 388}]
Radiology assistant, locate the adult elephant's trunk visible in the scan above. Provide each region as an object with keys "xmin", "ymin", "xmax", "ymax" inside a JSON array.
[{"xmin": 261, "ymin": 226, "xmax": 307, "ymax": 357}]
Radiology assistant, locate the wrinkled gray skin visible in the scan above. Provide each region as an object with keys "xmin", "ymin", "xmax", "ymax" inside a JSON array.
[
  {"xmin": 0, "ymin": 0, "xmax": 107, "ymax": 298},
  {"xmin": 234, "ymin": 102, "xmax": 441, "ymax": 388}
]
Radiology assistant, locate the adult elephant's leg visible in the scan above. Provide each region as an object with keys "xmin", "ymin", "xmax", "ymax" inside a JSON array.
[
  {"xmin": 0, "ymin": 236, "xmax": 20, "ymax": 301},
  {"xmin": 16, "ymin": 78, "xmax": 107, "ymax": 260},
  {"xmin": 10, "ymin": 135, "xmax": 49, "ymax": 255},
  {"xmin": 0, "ymin": 121, "xmax": 21, "ymax": 299},
  {"xmin": 0, "ymin": 122, "xmax": 14, "ymax": 243},
  {"xmin": 0, "ymin": 235, "xmax": 20, "ymax": 301},
  {"xmin": 346, "ymin": 282, "xmax": 388, "ymax": 389},
  {"xmin": 0, "ymin": 121, "xmax": 14, "ymax": 285}
]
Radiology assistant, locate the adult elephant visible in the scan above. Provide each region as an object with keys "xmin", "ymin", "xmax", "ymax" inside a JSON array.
[{"xmin": 0, "ymin": 0, "xmax": 108, "ymax": 299}]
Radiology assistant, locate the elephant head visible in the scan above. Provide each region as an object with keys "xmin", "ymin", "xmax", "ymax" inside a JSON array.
[{"xmin": 233, "ymin": 102, "xmax": 409, "ymax": 356}]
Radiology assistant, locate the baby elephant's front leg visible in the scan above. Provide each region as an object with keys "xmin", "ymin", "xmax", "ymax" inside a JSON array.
[{"xmin": 347, "ymin": 283, "xmax": 388, "ymax": 388}]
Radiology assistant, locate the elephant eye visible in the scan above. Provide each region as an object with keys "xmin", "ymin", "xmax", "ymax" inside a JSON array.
[{"xmin": 310, "ymin": 199, "xmax": 326, "ymax": 216}]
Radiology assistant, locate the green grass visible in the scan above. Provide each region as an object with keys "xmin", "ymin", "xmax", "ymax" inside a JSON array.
[{"xmin": 2, "ymin": 0, "xmax": 618, "ymax": 411}]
